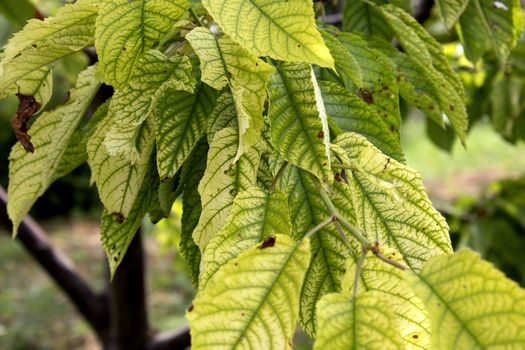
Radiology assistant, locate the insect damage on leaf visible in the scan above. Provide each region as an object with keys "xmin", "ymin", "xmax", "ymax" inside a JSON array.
[
  {"xmin": 258, "ymin": 235, "xmax": 276, "ymax": 250},
  {"xmin": 112, "ymin": 212, "xmax": 125, "ymax": 224},
  {"xmin": 11, "ymin": 94, "xmax": 41, "ymax": 153}
]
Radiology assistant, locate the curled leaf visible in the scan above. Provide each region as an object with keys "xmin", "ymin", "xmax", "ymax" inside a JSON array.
[{"xmin": 11, "ymin": 94, "xmax": 41, "ymax": 153}]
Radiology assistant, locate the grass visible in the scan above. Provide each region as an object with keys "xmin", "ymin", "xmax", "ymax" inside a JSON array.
[{"xmin": 402, "ymin": 117, "xmax": 525, "ymax": 201}]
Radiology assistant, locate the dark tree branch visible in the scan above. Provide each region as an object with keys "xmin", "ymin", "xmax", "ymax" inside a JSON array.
[
  {"xmin": 0, "ymin": 186, "xmax": 110, "ymax": 342},
  {"xmin": 414, "ymin": 0, "xmax": 435, "ymax": 24},
  {"xmin": 147, "ymin": 327, "xmax": 191, "ymax": 350},
  {"xmin": 107, "ymin": 230, "xmax": 150, "ymax": 350}
]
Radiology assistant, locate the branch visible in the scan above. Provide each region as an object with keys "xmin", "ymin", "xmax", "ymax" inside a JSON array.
[
  {"xmin": 147, "ymin": 326, "xmax": 191, "ymax": 350},
  {"xmin": 107, "ymin": 231, "xmax": 150, "ymax": 350},
  {"xmin": 0, "ymin": 186, "xmax": 110, "ymax": 340}
]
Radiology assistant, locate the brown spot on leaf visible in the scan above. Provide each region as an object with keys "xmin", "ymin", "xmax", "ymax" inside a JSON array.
[
  {"xmin": 317, "ymin": 130, "xmax": 324, "ymax": 139},
  {"xmin": 358, "ymin": 88, "xmax": 374, "ymax": 104},
  {"xmin": 258, "ymin": 235, "xmax": 276, "ymax": 250},
  {"xmin": 122, "ymin": 47, "xmax": 127, "ymax": 51},
  {"xmin": 449, "ymin": 105, "xmax": 455, "ymax": 112},
  {"xmin": 335, "ymin": 173, "xmax": 342, "ymax": 182},
  {"xmin": 12, "ymin": 94, "xmax": 41, "ymax": 153},
  {"xmin": 188, "ymin": 304, "xmax": 194, "ymax": 312},
  {"xmin": 32, "ymin": 43, "xmax": 37, "ymax": 48},
  {"xmin": 112, "ymin": 212, "xmax": 125, "ymax": 223},
  {"xmin": 412, "ymin": 334, "xmax": 419, "ymax": 340},
  {"xmin": 382, "ymin": 158, "xmax": 391, "ymax": 172}
]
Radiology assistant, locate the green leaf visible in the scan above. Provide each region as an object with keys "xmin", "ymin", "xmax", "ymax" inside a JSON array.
[
  {"xmin": 342, "ymin": 0, "xmax": 391, "ymax": 39},
  {"xmin": 2, "ymin": 0, "xmax": 97, "ymax": 63},
  {"xmin": 95, "ymin": 0, "xmax": 189, "ymax": 89},
  {"xmin": 0, "ymin": 66, "xmax": 54, "ymax": 110},
  {"xmin": 192, "ymin": 127, "xmax": 262, "ymax": 250},
  {"xmin": 101, "ymin": 163, "xmax": 158, "ymax": 277},
  {"xmin": 0, "ymin": 0, "xmax": 98, "ymax": 88},
  {"xmin": 268, "ymin": 62, "xmax": 332, "ymax": 183},
  {"xmin": 274, "ymin": 166, "xmax": 356, "ymax": 336},
  {"xmin": 320, "ymin": 30, "xmax": 363, "ymax": 88},
  {"xmin": 341, "ymin": 248, "xmax": 431, "ymax": 349},
  {"xmin": 378, "ymin": 5, "xmax": 468, "ymax": 143},
  {"xmin": 7, "ymin": 66, "xmax": 100, "ymax": 235},
  {"xmin": 188, "ymin": 234, "xmax": 311, "ymax": 349},
  {"xmin": 459, "ymin": 0, "xmax": 524, "ymax": 64},
  {"xmin": 406, "ymin": 250, "xmax": 525, "ymax": 349},
  {"xmin": 334, "ymin": 132, "xmax": 452, "ymax": 269},
  {"xmin": 104, "ymin": 51, "xmax": 195, "ymax": 161},
  {"xmin": 335, "ymin": 33, "xmax": 402, "ymax": 147},
  {"xmin": 200, "ymin": 187, "xmax": 291, "ymax": 288},
  {"xmin": 319, "ymin": 80, "xmax": 403, "ymax": 160},
  {"xmin": 87, "ymin": 112, "xmax": 155, "ymax": 221},
  {"xmin": 155, "ymin": 83, "xmax": 218, "ymax": 180},
  {"xmin": 436, "ymin": 0, "xmax": 469, "ymax": 29},
  {"xmin": 180, "ymin": 141, "xmax": 209, "ymax": 288},
  {"xmin": 52, "ymin": 101, "xmax": 110, "ymax": 182},
  {"xmin": 201, "ymin": 0, "xmax": 334, "ymax": 68},
  {"xmin": 314, "ymin": 292, "xmax": 404, "ymax": 350},
  {"xmin": 366, "ymin": 37, "xmax": 446, "ymax": 129},
  {"xmin": 186, "ymin": 27, "xmax": 274, "ymax": 161},
  {"xmin": 206, "ymin": 92, "xmax": 239, "ymax": 143}
]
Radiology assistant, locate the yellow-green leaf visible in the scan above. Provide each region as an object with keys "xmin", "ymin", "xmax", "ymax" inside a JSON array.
[
  {"xmin": 192, "ymin": 128, "xmax": 262, "ymax": 250},
  {"xmin": 188, "ymin": 234, "xmax": 311, "ymax": 349},
  {"xmin": 186, "ymin": 27, "xmax": 274, "ymax": 160},
  {"xmin": 101, "ymin": 164, "xmax": 158, "ymax": 277},
  {"xmin": 314, "ymin": 292, "xmax": 404, "ymax": 350},
  {"xmin": 274, "ymin": 165, "xmax": 357, "ymax": 336},
  {"xmin": 8, "ymin": 66, "xmax": 100, "ymax": 235},
  {"xmin": 268, "ymin": 63, "xmax": 332, "ymax": 183},
  {"xmin": 200, "ymin": 187, "xmax": 291, "ymax": 288},
  {"xmin": 104, "ymin": 51, "xmax": 195, "ymax": 161},
  {"xmin": 459, "ymin": 0, "xmax": 524, "ymax": 64},
  {"xmin": 180, "ymin": 141, "xmax": 209, "ymax": 288},
  {"xmin": 342, "ymin": 248, "xmax": 431, "ymax": 349},
  {"xmin": 87, "ymin": 112, "xmax": 155, "ymax": 220},
  {"xmin": 335, "ymin": 33, "xmax": 402, "ymax": 149},
  {"xmin": 202, "ymin": 0, "xmax": 334, "ymax": 68},
  {"xmin": 155, "ymin": 83, "xmax": 218, "ymax": 180},
  {"xmin": 378, "ymin": 4, "xmax": 468, "ymax": 143},
  {"xmin": 95, "ymin": 0, "xmax": 189, "ymax": 89},
  {"xmin": 319, "ymin": 80, "xmax": 403, "ymax": 160},
  {"xmin": 335, "ymin": 132, "xmax": 452, "ymax": 270},
  {"xmin": 0, "ymin": 0, "xmax": 98, "ymax": 88},
  {"xmin": 436, "ymin": 0, "xmax": 469, "ymax": 29},
  {"xmin": 406, "ymin": 250, "xmax": 525, "ymax": 349}
]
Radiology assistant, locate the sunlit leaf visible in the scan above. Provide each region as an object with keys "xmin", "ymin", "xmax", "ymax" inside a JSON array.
[{"xmin": 188, "ymin": 234, "xmax": 310, "ymax": 349}]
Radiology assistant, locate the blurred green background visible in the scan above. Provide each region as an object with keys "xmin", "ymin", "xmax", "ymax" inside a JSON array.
[{"xmin": 1, "ymin": 1, "xmax": 525, "ymax": 349}]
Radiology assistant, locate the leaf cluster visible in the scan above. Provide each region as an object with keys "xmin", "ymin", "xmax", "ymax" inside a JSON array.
[{"xmin": 1, "ymin": 0, "xmax": 525, "ymax": 348}]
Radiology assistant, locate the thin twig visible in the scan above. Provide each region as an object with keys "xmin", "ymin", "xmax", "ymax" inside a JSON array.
[
  {"xmin": 303, "ymin": 215, "xmax": 337, "ymax": 239},
  {"xmin": 353, "ymin": 246, "xmax": 368, "ymax": 298},
  {"xmin": 269, "ymin": 161, "xmax": 288, "ymax": 192},
  {"xmin": 313, "ymin": 178, "xmax": 372, "ymax": 248},
  {"xmin": 371, "ymin": 242, "xmax": 408, "ymax": 271},
  {"xmin": 189, "ymin": 6, "xmax": 204, "ymax": 27}
]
